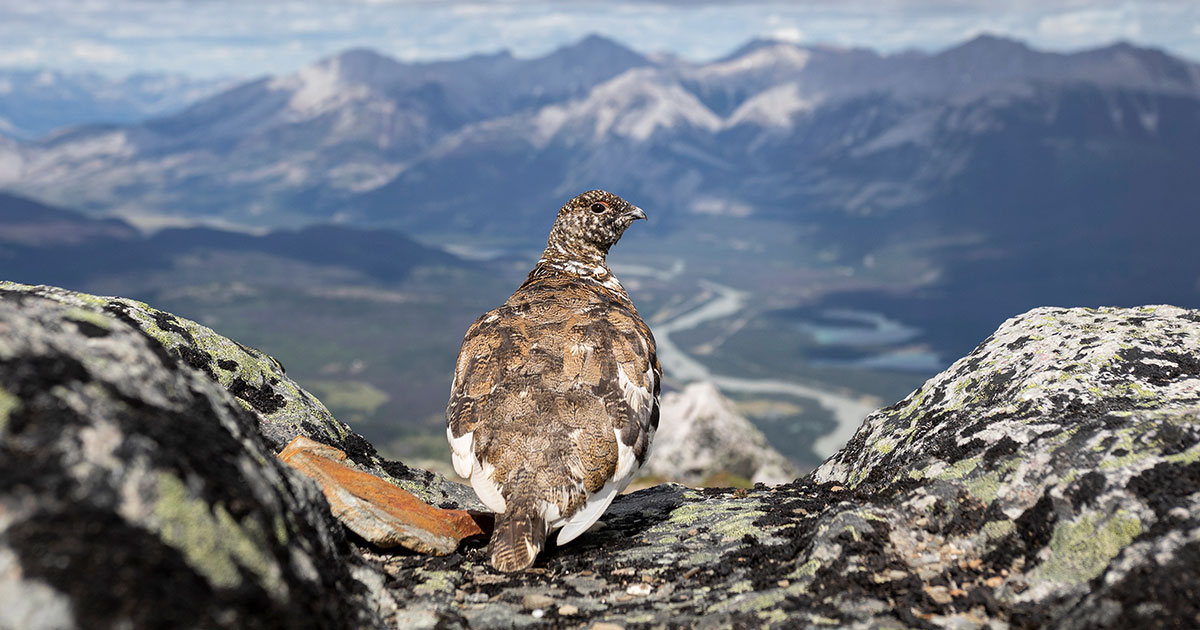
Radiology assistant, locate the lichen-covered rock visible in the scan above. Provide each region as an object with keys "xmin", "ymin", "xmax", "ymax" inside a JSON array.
[
  {"xmin": 0, "ymin": 288, "xmax": 391, "ymax": 629},
  {"xmin": 0, "ymin": 281, "xmax": 480, "ymax": 510},
  {"xmin": 4, "ymin": 282, "xmax": 1197, "ymax": 629},
  {"xmin": 370, "ymin": 306, "xmax": 1200, "ymax": 629}
]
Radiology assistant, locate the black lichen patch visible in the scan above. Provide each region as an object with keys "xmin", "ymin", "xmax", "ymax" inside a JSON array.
[
  {"xmin": 984, "ymin": 436, "xmax": 1021, "ymax": 465},
  {"xmin": 1014, "ymin": 493, "xmax": 1058, "ymax": 566},
  {"xmin": 151, "ymin": 309, "xmax": 196, "ymax": 345},
  {"xmin": 1154, "ymin": 421, "xmax": 1200, "ymax": 456},
  {"xmin": 1128, "ymin": 460, "xmax": 1200, "ymax": 518},
  {"xmin": 1114, "ymin": 347, "xmax": 1200, "ymax": 386},
  {"xmin": 6, "ymin": 507, "xmax": 228, "ymax": 629},
  {"xmin": 1066, "ymin": 471, "xmax": 1107, "ymax": 511},
  {"xmin": 804, "ymin": 521, "xmax": 939, "ymax": 627},
  {"xmin": 1006, "ymin": 335, "xmax": 1035, "ymax": 350},
  {"xmin": 218, "ymin": 359, "xmax": 240, "ymax": 371},
  {"xmin": 1096, "ymin": 540, "xmax": 1200, "ymax": 629},
  {"xmin": 71, "ymin": 319, "xmax": 111, "ymax": 338},
  {"xmin": 178, "ymin": 345, "xmax": 217, "ymax": 380},
  {"xmin": 228, "ymin": 377, "xmax": 287, "ymax": 415},
  {"xmin": 987, "ymin": 491, "xmax": 1059, "ymax": 572}
]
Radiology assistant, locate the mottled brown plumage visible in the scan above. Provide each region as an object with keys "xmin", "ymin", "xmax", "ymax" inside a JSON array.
[{"xmin": 447, "ymin": 190, "xmax": 660, "ymax": 572}]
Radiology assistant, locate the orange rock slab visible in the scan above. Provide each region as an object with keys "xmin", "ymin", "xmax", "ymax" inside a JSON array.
[{"xmin": 279, "ymin": 436, "xmax": 489, "ymax": 555}]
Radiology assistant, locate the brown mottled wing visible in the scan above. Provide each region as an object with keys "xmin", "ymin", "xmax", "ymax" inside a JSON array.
[{"xmin": 445, "ymin": 276, "xmax": 658, "ymax": 529}]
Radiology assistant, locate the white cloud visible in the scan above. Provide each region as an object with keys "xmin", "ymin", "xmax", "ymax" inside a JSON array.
[
  {"xmin": 0, "ymin": 0, "xmax": 1197, "ymax": 77},
  {"xmin": 0, "ymin": 47, "xmax": 40, "ymax": 66},
  {"xmin": 70, "ymin": 40, "xmax": 129, "ymax": 63},
  {"xmin": 1036, "ymin": 8, "xmax": 1142, "ymax": 43},
  {"xmin": 770, "ymin": 27, "xmax": 806, "ymax": 43}
]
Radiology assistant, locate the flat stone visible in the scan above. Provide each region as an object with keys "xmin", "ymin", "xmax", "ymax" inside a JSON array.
[{"xmin": 279, "ymin": 436, "xmax": 489, "ymax": 554}]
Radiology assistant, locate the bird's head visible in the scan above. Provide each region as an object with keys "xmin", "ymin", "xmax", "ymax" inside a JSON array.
[{"xmin": 545, "ymin": 190, "xmax": 647, "ymax": 263}]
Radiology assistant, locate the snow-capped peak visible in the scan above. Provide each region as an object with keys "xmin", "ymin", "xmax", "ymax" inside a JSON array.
[
  {"xmin": 726, "ymin": 82, "xmax": 818, "ymax": 128},
  {"xmin": 535, "ymin": 68, "xmax": 722, "ymax": 143},
  {"xmin": 700, "ymin": 43, "xmax": 812, "ymax": 78},
  {"xmin": 268, "ymin": 55, "xmax": 375, "ymax": 117}
]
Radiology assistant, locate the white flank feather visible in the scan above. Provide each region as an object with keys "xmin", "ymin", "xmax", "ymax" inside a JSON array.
[
  {"xmin": 556, "ymin": 428, "xmax": 640, "ymax": 545},
  {"xmin": 470, "ymin": 459, "xmax": 507, "ymax": 513},
  {"xmin": 447, "ymin": 425, "xmax": 475, "ymax": 479}
]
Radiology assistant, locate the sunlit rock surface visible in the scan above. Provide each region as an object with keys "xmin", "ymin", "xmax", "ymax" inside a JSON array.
[
  {"xmin": 2, "ymin": 283, "xmax": 1198, "ymax": 629},
  {"xmin": 645, "ymin": 381, "xmax": 800, "ymax": 486}
]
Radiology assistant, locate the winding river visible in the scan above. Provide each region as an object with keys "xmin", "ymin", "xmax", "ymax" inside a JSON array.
[{"xmin": 650, "ymin": 280, "xmax": 879, "ymax": 459}]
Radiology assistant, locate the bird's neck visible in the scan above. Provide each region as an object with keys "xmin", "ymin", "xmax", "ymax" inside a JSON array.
[
  {"xmin": 537, "ymin": 237, "xmax": 608, "ymax": 275},
  {"xmin": 528, "ymin": 240, "xmax": 629, "ymax": 296}
]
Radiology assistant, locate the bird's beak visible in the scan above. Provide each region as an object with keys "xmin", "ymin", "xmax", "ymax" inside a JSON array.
[{"xmin": 626, "ymin": 206, "xmax": 648, "ymax": 221}]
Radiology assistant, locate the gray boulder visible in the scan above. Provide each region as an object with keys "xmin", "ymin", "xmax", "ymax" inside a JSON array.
[
  {"xmin": 3, "ymin": 281, "xmax": 1198, "ymax": 629},
  {"xmin": 0, "ymin": 281, "xmax": 479, "ymax": 510},
  {"xmin": 0, "ymin": 284, "xmax": 395, "ymax": 629}
]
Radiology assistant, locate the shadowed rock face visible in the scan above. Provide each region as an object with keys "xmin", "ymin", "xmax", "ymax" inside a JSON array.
[
  {"xmin": 0, "ymin": 281, "xmax": 481, "ymax": 512},
  {"xmin": 2, "ymin": 282, "xmax": 1198, "ymax": 629},
  {"xmin": 0, "ymin": 284, "xmax": 392, "ymax": 629}
]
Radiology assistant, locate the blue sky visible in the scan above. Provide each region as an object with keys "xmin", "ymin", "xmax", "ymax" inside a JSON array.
[{"xmin": 1, "ymin": 1, "xmax": 1197, "ymax": 78}]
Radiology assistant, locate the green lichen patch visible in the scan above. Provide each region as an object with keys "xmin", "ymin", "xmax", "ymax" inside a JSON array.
[
  {"xmin": 153, "ymin": 472, "xmax": 284, "ymax": 598},
  {"xmin": 412, "ymin": 569, "xmax": 457, "ymax": 595},
  {"xmin": 0, "ymin": 386, "xmax": 19, "ymax": 433},
  {"xmin": 1033, "ymin": 510, "xmax": 1143, "ymax": 584},
  {"xmin": 62, "ymin": 307, "xmax": 115, "ymax": 331}
]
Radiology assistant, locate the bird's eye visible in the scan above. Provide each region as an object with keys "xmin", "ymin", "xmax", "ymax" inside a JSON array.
[{"xmin": 590, "ymin": 202, "xmax": 608, "ymax": 213}]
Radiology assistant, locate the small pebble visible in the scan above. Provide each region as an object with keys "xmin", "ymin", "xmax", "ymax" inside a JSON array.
[
  {"xmin": 523, "ymin": 593, "xmax": 555, "ymax": 609},
  {"xmin": 591, "ymin": 623, "xmax": 624, "ymax": 630},
  {"xmin": 984, "ymin": 576, "xmax": 1005, "ymax": 588},
  {"xmin": 626, "ymin": 583, "xmax": 653, "ymax": 596},
  {"xmin": 531, "ymin": 609, "xmax": 545, "ymax": 619},
  {"xmin": 777, "ymin": 579, "xmax": 790, "ymax": 588},
  {"xmin": 558, "ymin": 605, "xmax": 579, "ymax": 616}
]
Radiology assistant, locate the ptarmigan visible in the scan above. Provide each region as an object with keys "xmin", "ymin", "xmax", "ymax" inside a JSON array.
[{"xmin": 446, "ymin": 190, "xmax": 660, "ymax": 572}]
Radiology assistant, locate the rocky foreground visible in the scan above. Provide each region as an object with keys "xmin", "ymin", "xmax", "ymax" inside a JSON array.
[{"xmin": 2, "ymin": 281, "xmax": 1199, "ymax": 629}]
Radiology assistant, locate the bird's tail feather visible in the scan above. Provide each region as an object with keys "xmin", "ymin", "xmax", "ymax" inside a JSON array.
[{"xmin": 488, "ymin": 507, "xmax": 547, "ymax": 572}]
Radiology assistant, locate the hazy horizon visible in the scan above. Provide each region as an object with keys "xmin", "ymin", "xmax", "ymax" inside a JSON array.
[{"xmin": 1, "ymin": 0, "xmax": 1197, "ymax": 79}]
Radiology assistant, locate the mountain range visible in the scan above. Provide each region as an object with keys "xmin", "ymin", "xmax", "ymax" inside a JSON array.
[
  {"xmin": 3, "ymin": 33, "xmax": 1200, "ymax": 467},
  {"xmin": 0, "ymin": 69, "xmax": 231, "ymax": 140},
  {"xmin": 2, "ymin": 34, "xmax": 1197, "ymax": 240}
]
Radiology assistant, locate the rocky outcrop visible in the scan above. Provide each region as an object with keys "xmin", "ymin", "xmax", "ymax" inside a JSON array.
[
  {"xmin": 0, "ymin": 284, "xmax": 393, "ymax": 629},
  {"xmin": 644, "ymin": 381, "xmax": 800, "ymax": 486},
  {"xmin": 361, "ymin": 305, "xmax": 1200, "ymax": 629},
  {"xmin": 3, "ymin": 282, "xmax": 1199, "ymax": 629},
  {"xmin": 0, "ymin": 281, "xmax": 480, "ymax": 511}
]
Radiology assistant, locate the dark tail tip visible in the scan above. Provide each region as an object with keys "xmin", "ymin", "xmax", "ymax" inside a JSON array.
[{"xmin": 488, "ymin": 510, "xmax": 547, "ymax": 572}]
